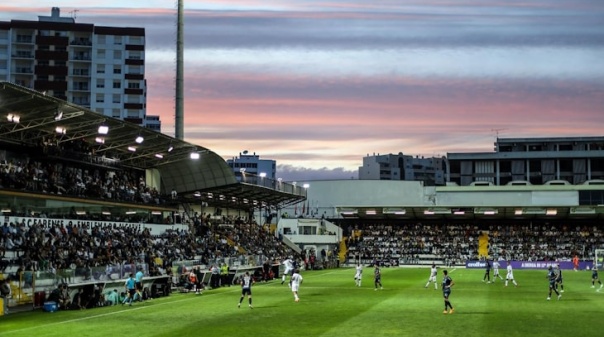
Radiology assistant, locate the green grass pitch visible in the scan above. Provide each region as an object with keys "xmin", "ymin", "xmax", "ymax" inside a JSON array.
[{"xmin": 0, "ymin": 267, "xmax": 602, "ymax": 337}]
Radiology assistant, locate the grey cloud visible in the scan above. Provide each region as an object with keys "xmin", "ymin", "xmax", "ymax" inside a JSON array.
[
  {"xmin": 77, "ymin": 6, "xmax": 604, "ymax": 52},
  {"xmin": 276, "ymin": 164, "xmax": 357, "ymax": 181}
]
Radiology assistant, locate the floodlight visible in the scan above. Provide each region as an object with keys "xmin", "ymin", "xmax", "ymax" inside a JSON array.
[{"xmin": 54, "ymin": 110, "xmax": 63, "ymax": 121}]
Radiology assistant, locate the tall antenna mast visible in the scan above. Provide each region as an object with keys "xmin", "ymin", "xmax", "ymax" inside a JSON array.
[
  {"xmin": 69, "ymin": 9, "xmax": 79, "ymax": 20},
  {"xmin": 491, "ymin": 128, "xmax": 507, "ymax": 138},
  {"xmin": 491, "ymin": 128, "xmax": 507, "ymax": 152},
  {"xmin": 175, "ymin": 0, "xmax": 185, "ymax": 140}
]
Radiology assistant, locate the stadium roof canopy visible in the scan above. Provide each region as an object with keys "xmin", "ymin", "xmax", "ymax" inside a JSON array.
[{"xmin": 0, "ymin": 82, "xmax": 305, "ymax": 209}]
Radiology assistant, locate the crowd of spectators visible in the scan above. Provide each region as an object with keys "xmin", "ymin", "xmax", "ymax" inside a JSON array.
[
  {"xmin": 0, "ymin": 150, "xmax": 166, "ymax": 206},
  {"xmin": 0, "ymin": 212, "xmax": 297, "ymax": 288},
  {"xmin": 344, "ymin": 222, "xmax": 604, "ymax": 265},
  {"xmin": 345, "ymin": 223, "xmax": 472, "ymax": 266}
]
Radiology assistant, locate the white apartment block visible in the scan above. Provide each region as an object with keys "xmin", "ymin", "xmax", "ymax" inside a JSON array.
[
  {"xmin": 227, "ymin": 151, "xmax": 277, "ymax": 180},
  {"xmin": 0, "ymin": 7, "xmax": 160, "ymax": 130},
  {"xmin": 359, "ymin": 152, "xmax": 446, "ymax": 186}
]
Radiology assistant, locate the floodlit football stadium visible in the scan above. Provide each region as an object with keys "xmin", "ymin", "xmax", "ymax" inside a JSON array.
[{"xmin": 2, "ymin": 3, "xmax": 604, "ymax": 337}]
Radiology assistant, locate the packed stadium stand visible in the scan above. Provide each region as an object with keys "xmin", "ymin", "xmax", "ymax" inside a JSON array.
[{"xmin": 0, "ymin": 82, "xmax": 305, "ymax": 312}]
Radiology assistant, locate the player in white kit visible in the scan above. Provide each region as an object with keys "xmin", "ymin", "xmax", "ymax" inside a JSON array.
[
  {"xmin": 505, "ymin": 260, "xmax": 518, "ymax": 287},
  {"xmin": 290, "ymin": 269, "xmax": 304, "ymax": 302},
  {"xmin": 425, "ymin": 264, "xmax": 438, "ymax": 289},
  {"xmin": 354, "ymin": 263, "xmax": 363, "ymax": 287}
]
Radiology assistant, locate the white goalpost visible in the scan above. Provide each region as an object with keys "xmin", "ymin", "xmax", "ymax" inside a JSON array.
[{"xmin": 594, "ymin": 249, "xmax": 604, "ymax": 270}]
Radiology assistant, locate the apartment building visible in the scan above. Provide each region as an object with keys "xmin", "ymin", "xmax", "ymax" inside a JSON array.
[
  {"xmin": 447, "ymin": 137, "xmax": 604, "ymax": 186},
  {"xmin": 358, "ymin": 152, "xmax": 446, "ymax": 186},
  {"xmin": 0, "ymin": 7, "xmax": 160, "ymax": 130}
]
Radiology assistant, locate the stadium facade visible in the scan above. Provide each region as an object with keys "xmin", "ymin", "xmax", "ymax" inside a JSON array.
[{"xmin": 447, "ymin": 137, "xmax": 604, "ymax": 186}]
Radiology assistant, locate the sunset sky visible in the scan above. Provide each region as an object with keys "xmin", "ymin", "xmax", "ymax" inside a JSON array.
[{"xmin": 1, "ymin": 1, "xmax": 603, "ymax": 181}]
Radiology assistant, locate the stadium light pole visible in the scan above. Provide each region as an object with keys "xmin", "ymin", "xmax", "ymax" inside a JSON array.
[{"xmin": 175, "ymin": 0, "xmax": 185, "ymax": 140}]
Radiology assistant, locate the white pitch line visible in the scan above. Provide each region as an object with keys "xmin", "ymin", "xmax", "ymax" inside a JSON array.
[{"xmin": 0, "ymin": 290, "xmax": 232, "ymax": 336}]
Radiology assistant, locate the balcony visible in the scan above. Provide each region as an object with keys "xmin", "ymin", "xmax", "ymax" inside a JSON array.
[
  {"xmin": 71, "ymin": 54, "xmax": 92, "ymax": 61},
  {"xmin": 125, "ymin": 88, "xmax": 143, "ymax": 95},
  {"xmin": 71, "ymin": 69, "xmax": 91, "ymax": 77},
  {"xmin": 35, "ymin": 65, "xmax": 68, "ymax": 76},
  {"xmin": 71, "ymin": 83, "xmax": 90, "ymax": 92},
  {"xmin": 125, "ymin": 59, "xmax": 144, "ymax": 66},
  {"xmin": 35, "ymin": 50, "xmax": 68, "ymax": 61},
  {"xmin": 14, "ymin": 36, "xmax": 34, "ymax": 44},
  {"xmin": 13, "ymin": 67, "xmax": 33, "ymax": 74},
  {"xmin": 34, "ymin": 80, "xmax": 67, "ymax": 91},
  {"xmin": 12, "ymin": 52, "xmax": 34, "ymax": 59},
  {"xmin": 124, "ymin": 103, "xmax": 143, "ymax": 110},
  {"xmin": 72, "ymin": 98, "xmax": 91, "ymax": 106},
  {"xmin": 70, "ymin": 39, "xmax": 92, "ymax": 46},
  {"xmin": 36, "ymin": 35, "xmax": 68, "ymax": 46}
]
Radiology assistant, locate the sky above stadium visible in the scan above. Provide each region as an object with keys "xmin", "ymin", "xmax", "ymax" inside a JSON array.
[{"xmin": 1, "ymin": 1, "xmax": 603, "ymax": 181}]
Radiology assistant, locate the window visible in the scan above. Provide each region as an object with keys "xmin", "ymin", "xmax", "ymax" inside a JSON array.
[
  {"xmin": 113, "ymin": 50, "xmax": 122, "ymax": 60},
  {"xmin": 129, "ymin": 65, "xmax": 142, "ymax": 74},
  {"xmin": 126, "ymin": 95, "xmax": 139, "ymax": 103},
  {"xmin": 72, "ymin": 81, "xmax": 87, "ymax": 91},
  {"xmin": 97, "ymin": 35, "xmax": 106, "ymax": 44},
  {"xmin": 96, "ymin": 94, "xmax": 104, "ymax": 103},
  {"xmin": 128, "ymin": 51, "xmax": 141, "ymax": 60},
  {"xmin": 114, "ymin": 36, "xmax": 122, "ymax": 45},
  {"xmin": 112, "ymin": 109, "xmax": 121, "ymax": 118},
  {"xmin": 113, "ymin": 80, "xmax": 121, "ymax": 89},
  {"xmin": 112, "ymin": 94, "xmax": 121, "ymax": 104},
  {"xmin": 560, "ymin": 160, "xmax": 573, "ymax": 172},
  {"xmin": 96, "ymin": 79, "xmax": 105, "ymax": 88},
  {"xmin": 127, "ymin": 82, "xmax": 140, "ymax": 89},
  {"xmin": 130, "ymin": 36, "xmax": 142, "ymax": 44},
  {"xmin": 559, "ymin": 144, "xmax": 573, "ymax": 151},
  {"xmin": 96, "ymin": 64, "xmax": 105, "ymax": 74},
  {"xmin": 95, "ymin": 108, "xmax": 104, "ymax": 114},
  {"xmin": 113, "ymin": 66, "xmax": 121, "ymax": 74},
  {"xmin": 73, "ymin": 68, "xmax": 89, "ymax": 76},
  {"xmin": 97, "ymin": 49, "xmax": 105, "ymax": 59}
]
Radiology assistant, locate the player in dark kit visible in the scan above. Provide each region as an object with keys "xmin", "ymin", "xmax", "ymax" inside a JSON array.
[
  {"xmin": 547, "ymin": 266, "xmax": 561, "ymax": 300},
  {"xmin": 442, "ymin": 270, "xmax": 455, "ymax": 314},
  {"xmin": 374, "ymin": 264, "xmax": 383, "ymax": 290},
  {"xmin": 592, "ymin": 264, "xmax": 603, "ymax": 291},
  {"xmin": 483, "ymin": 260, "xmax": 491, "ymax": 283},
  {"xmin": 555, "ymin": 264, "xmax": 564, "ymax": 293},
  {"xmin": 238, "ymin": 272, "xmax": 254, "ymax": 309}
]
